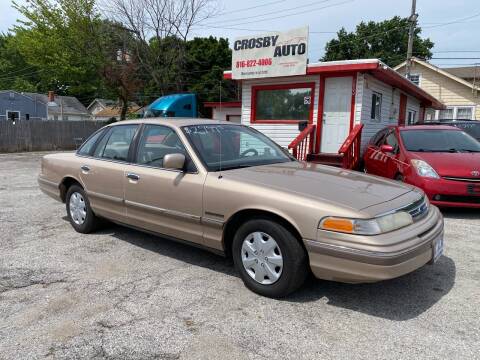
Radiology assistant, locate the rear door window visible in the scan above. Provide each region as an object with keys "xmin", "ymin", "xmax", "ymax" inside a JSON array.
[{"xmin": 77, "ymin": 129, "xmax": 106, "ymax": 156}]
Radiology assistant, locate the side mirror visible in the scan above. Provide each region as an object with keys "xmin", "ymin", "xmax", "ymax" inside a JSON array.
[
  {"xmin": 380, "ymin": 144, "xmax": 394, "ymax": 153},
  {"xmin": 163, "ymin": 153, "xmax": 186, "ymax": 171}
]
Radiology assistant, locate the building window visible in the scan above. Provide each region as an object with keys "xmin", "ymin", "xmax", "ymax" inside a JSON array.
[
  {"xmin": 407, "ymin": 74, "xmax": 420, "ymax": 86},
  {"xmin": 437, "ymin": 106, "xmax": 475, "ymax": 120},
  {"xmin": 370, "ymin": 92, "xmax": 382, "ymax": 121},
  {"xmin": 407, "ymin": 109, "xmax": 417, "ymax": 125},
  {"xmin": 6, "ymin": 111, "xmax": 20, "ymax": 122},
  {"xmin": 25, "ymin": 113, "xmax": 30, "ymax": 121},
  {"xmin": 456, "ymin": 107, "xmax": 473, "ymax": 119},
  {"xmin": 251, "ymin": 83, "xmax": 314, "ymax": 123}
]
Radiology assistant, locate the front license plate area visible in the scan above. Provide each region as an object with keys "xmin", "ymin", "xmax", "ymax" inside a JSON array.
[{"xmin": 432, "ymin": 233, "xmax": 444, "ymax": 263}]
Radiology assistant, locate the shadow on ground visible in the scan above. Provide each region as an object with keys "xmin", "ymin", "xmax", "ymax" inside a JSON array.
[
  {"xmin": 440, "ymin": 207, "xmax": 480, "ymax": 220},
  {"xmin": 90, "ymin": 222, "xmax": 456, "ymax": 323}
]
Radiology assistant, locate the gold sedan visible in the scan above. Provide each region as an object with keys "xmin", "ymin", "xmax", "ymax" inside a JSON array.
[{"xmin": 38, "ymin": 119, "xmax": 444, "ymax": 298}]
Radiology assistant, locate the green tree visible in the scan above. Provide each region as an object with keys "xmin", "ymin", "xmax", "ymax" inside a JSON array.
[
  {"xmin": 0, "ymin": 33, "xmax": 40, "ymax": 92},
  {"xmin": 184, "ymin": 37, "xmax": 238, "ymax": 115},
  {"xmin": 322, "ymin": 16, "xmax": 434, "ymax": 67},
  {"xmin": 13, "ymin": 0, "xmax": 106, "ymax": 99}
]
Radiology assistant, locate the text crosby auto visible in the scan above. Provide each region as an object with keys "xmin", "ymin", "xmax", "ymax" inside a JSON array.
[{"xmin": 38, "ymin": 119, "xmax": 444, "ymax": 298}]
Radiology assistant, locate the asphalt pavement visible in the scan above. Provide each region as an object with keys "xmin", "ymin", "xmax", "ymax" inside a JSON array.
[{"xmin": 0, "ymin": 152, "xmax": 479, "ymax": 359}]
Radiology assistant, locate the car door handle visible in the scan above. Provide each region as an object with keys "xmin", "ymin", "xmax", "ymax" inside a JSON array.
[
  {"xmin": 126, "ymin": 173, "xmax": 140, "ymax": 181},
  {"xmin": 81, "ymin": 165, "xmax": 90, "ymax": 172}
]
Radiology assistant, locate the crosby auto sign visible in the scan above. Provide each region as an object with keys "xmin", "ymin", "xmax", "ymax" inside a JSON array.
[{"xmin": 231, "ymin": 27, "xmax": 309, "ymax": 80}]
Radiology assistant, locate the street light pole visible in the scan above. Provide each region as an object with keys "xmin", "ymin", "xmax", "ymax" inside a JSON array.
[{"xmin": 406, "ymin": 0, "xmax": 417, "ymax": 79}]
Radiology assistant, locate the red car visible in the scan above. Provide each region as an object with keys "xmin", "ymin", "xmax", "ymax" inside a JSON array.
[{"xmin": 364, "ymin": 125, "xmax": 480, "ymax": 208}]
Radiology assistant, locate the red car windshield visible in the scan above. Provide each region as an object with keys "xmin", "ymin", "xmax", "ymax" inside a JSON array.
[{"xmin": 400, "ymin": 129, "xmax": 480, "ymax": 153}]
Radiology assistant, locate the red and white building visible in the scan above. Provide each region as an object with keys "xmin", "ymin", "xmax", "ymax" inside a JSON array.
[
  {"xmin": 203, "ymin": 101, "xmax": 242, "ymax": 123},
  {"xmin": 223, "ymin": 59, "xmax": 444, "ymax": 168}
]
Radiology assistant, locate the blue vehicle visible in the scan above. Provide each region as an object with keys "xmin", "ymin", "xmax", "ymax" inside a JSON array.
[{"xmin": 144, "ymin": 93, "xmax": 197, "ymax": 118}]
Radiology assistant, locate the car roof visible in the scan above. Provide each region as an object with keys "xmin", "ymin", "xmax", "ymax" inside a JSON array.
[
  {"xmin": 398, "ymin": 125, "xmax": 462, "ymax": 131},
  {"xmin": 106, "ymin": 118, "xmax": 238, "ymax": 129}
]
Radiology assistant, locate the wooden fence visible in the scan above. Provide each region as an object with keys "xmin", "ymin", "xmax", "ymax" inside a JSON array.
[{"xmin": 0, "ymin": 120, "xmax": 106, "ymax": 153}]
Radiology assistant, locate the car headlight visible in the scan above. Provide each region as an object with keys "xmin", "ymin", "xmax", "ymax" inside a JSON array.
[
  {"xmin": 319, "ymin": 211, "xmax": 413, "ymax": 235},
  {"xmin": 411, "ymin": 159, "xmax": 439, "ymax": 179}
]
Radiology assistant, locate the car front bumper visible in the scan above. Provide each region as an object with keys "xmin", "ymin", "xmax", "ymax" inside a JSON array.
[
  {"xmin": 304, "ymin": 206, "xmax": 444, "ymax": 283},
  {"xmin": 406, "ymin": 176, "xmax": 480, "ymax": 208}
]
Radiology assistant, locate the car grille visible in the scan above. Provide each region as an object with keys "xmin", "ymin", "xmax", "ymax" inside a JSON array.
[
  {"xmin": 435, "ymin": 195, "xmax": 480, "ymax": 204},
  {"xmin": 443, "ymin": 176, "xmax": 480, "ymax": 183},
  {"xmin": 400, "ymin": 196, "xmax": 429, "ymax": 222}
]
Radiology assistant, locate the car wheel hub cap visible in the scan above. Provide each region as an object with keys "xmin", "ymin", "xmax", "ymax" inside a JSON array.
[
  {"xmin": 241, "ymin": 232, "xmax": 283, "ymax": 285},
  {"xmin": 69, "ymin": 192, "xmax": 87, "ymax": 225}
]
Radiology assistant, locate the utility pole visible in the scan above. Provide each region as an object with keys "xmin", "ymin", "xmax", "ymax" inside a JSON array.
[{"xmin": 406, "ymin": 0, "xmax": 417, "ymax": 79}]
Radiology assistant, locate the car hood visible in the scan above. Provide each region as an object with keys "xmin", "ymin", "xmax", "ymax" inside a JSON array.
[
  {"xmin": 223, "ymin": 161, "xmax": 418, "ymax": 212},
  {"xmin": 410, "ymin": 152, "xmax": 480, "ymax": 177}
]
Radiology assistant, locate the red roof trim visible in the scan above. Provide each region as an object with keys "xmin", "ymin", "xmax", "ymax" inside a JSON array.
[
  {"xmin": 372, "ymin": 67, "xmax": 445, "ymax": 109},
  {"xmin": 203, "ymin": 101, "xmax": 241, "ymax": 108},
  {"xmin": 306, "ymin": 62, "xmax": 379, "ymax": 74},
  {"xmin": 223, "ymin": 60, "xmax": 445, "ymax": 109}
]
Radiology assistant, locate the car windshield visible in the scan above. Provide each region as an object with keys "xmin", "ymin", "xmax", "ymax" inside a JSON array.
[
  {"xmin": 454, "ymin": 123, "xmax": 480, "ymax": 140},
  {"xmin": 401, "ymin": 129, "xmax": 480, "ymax": 152},
  {"xmin": 182, "ymin": 124, "xmax": 293, "ymax": 171}
]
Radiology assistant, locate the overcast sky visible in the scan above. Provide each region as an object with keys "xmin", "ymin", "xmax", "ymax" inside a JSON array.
[{"xmin": 1, "ymin": 0, "xmax": 479, "ymax": 68}]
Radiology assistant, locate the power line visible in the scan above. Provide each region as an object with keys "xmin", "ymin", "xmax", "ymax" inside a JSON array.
[
  {"xmin": 423, "ymin": 11, "xmax": 480, "ymax": 29},
  {"xmin": 202, "ymin": 0, "xmax": 336, "ymax": 26},
  {"xmin": 213, "ymin": 0, "xmax": 288, "ymax": 17},
  {"xmin": 431, "ymin": 57, "xmax": 480, "ymax": 60},
  {"xmin": 196, "ymin": 0, "xmax": 353, "ymax": 28}
]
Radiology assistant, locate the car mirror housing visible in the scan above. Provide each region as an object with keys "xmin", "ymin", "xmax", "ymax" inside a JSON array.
[
  {"xmin": 380, "ymin": 144, "xmax": 394, "ymax": 153},
  {"xmin": 163, "ymin": 153, "xmax": 186, "ymax": 171}
]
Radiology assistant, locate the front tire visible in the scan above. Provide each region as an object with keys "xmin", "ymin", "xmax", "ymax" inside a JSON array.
[
  {"xmin": 66, "ymin": 185, "xmax": 99, "ymax": 233},
  {"xmin": 232, "ymin": 218, "xmax": 308, "ymax": 298}
]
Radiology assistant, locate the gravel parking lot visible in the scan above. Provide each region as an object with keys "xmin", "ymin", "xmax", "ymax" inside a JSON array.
[{"xmin": 0, "ymin": 152, "xmax": 479, "ymax": 360}]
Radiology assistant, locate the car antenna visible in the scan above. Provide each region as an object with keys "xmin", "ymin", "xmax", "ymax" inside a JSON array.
[
  {"xmin": 218, "ymin": 82, "xmax": 223, "ymax": 179},
  {"xmin": 218, "ymin": 131, "xmax": 223, "ymax": 179}
]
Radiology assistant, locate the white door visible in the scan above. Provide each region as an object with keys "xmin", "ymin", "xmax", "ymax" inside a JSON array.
[{"xmin": 320, "ymin": 77, "xmax": 352, "ymax": 153}]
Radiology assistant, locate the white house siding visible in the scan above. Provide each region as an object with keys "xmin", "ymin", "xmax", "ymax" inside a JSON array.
[
  {"xmin": 360, "ymin": 74, "xmax": 420, "ymax": 151},
  {"xmin": 212, "ymin": 107, "xmax": 241, "ymax": 121},
  {"xmin": 241, "ymin": 75, "xmax": 320, "ymax": 148},
  {"xmin": 353, "ymin": 73, "xmax": 365, "ymax": 125}
]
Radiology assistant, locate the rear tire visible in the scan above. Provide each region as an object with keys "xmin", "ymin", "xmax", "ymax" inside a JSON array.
[
  {"xmin": 232, "ymin": 218, "xmax": 308, "ymax": 298},
  {"xmin": 66, "ymin": 185, "xmax": 99, "ymax": 233},
  {"xmin": 395, "ymin": 173, "xmax": 404, "ymax": 182}
]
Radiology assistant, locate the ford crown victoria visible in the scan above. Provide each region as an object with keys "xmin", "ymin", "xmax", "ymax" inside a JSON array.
[{"xmin": 38, "ymin": 119, "xmax": 444, "ymax": 297}]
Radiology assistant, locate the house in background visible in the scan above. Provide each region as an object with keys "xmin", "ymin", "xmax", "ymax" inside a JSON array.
[
  {"xmin": 91, "ymin": 103, "xmax": 142, "ymax": 121},
  {"xmin": 86, "ymin": 98, "xmax": 117, "ymax": 115},
  {"xmin": 203, "ymin": 101, "xmax": 241, "ymax": 122},
  {"xmin": 87, "ymin": 98, "xmax": 142, "ymax": 121},
  {"xmin": 224, "ymin": 59, "xmax": 444, "ymax": 168},
  {"xmin": 0, "ymin": 90, "xmax": 90, "ymax": 121},
  {"xmin": 395, "ymin": 58, "xmax": 480, "ymax": 121},
  {"xmin": 0, "ymin": 90, "xmax": 47, "ymax": 121}
]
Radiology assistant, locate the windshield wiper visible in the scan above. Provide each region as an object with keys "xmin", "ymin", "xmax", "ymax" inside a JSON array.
[{"xmin": 459, "ymin": 149, "xmax": 480, "ymax": 153}]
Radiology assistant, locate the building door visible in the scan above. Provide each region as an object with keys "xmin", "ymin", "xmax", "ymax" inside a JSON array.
[
  {"xmin": 399, "ymin": 94, "xmax": 407, "ymax": 126},
  {"xmin": 226, "ymin": 115, "xmax": 241, "ymax": 123},
  {"xmin": 320, "ymin": 77, "xmax": 352, "ymax": 153}
]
